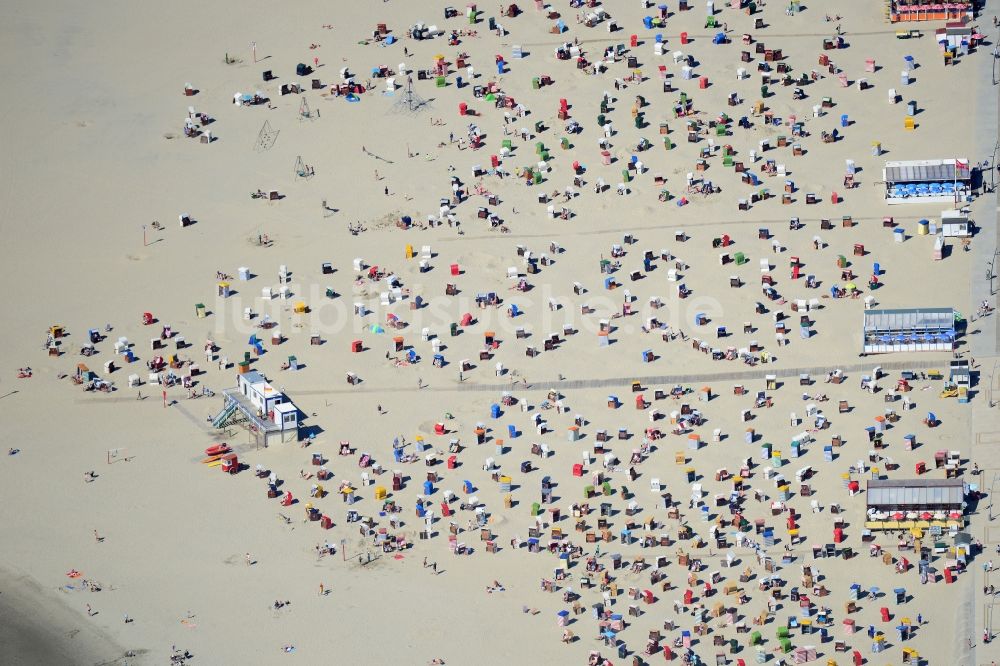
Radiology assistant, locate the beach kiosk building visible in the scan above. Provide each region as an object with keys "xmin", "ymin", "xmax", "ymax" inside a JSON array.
[
  {"xmin": 214, "ymin": 370, "xmax": 300, "ymax": 445},
  {"xmin": 888, "ymin": 1, "xmax": 973, "ymax": 23},
  {"xmin": 883, "ymin": 159, "xmax": 971, "ymax": 205},
  {"xmin": 940, "ymin": 209, "xmax": 971, "ymax": 238},
  {"xmin": 866, "ymin": 478, "xmax": 965, "ymax": 514},
  {"xmin": 861, "ymin": 308, "xmax": 955, "ymax": 355}
]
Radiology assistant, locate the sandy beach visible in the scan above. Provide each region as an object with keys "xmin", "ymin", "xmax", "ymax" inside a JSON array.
[
  {"xmin": 0, "ymin": 567, "xmax": 125, "ymax": 665},
  {"xmin": 2, "ymin": 0, "xmax": 999, "ymax": 664}
]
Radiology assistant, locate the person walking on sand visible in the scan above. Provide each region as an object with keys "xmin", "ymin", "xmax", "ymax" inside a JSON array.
[
  {"xmin": 86, "ymin": 604, "xmax": 93, "ymax": 616},
  {"xmin": 246, "ymin": 552, "xmax": 252, "ymax": 566},
  {"xmin": 319, "ymin": 583, "xmax": 324, "ymax": 596}
]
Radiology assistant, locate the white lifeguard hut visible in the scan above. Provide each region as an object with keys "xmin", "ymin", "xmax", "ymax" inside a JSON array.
[{"xmin": 213, "ymin": 370, "xmax": 301, "ymax": 445}]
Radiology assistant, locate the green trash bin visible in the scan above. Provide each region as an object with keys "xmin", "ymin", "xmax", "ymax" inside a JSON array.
[
  {"xmin": 532, "ymin": 76, "xmax": 540, "ymax": 89},
  {"xmin": 664, "ymin": 137, "xmax": 673, "ymax": 150},
  {"xmin": 531, "ymin": 502, "xmax": 541, "ymax": 516}
]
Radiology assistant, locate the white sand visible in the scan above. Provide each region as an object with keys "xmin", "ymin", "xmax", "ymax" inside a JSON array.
[{"xmin": 1, "ymin": 0, "xmax": 997, "ymax": 663}]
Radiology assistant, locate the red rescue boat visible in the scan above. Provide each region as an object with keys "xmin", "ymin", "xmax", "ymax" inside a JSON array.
[{"xmin": 205, "ymin": 443, "xmax": 231, "ymax": 457}]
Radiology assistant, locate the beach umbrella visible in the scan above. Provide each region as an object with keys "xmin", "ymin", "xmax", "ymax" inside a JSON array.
[
  {"xmin": 920, "ymin": 512, "xmax": 932, "ymax": 520},
  {"xmin": 892, "ymin": 512, "xmax": 905, "ymax": 520}
]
